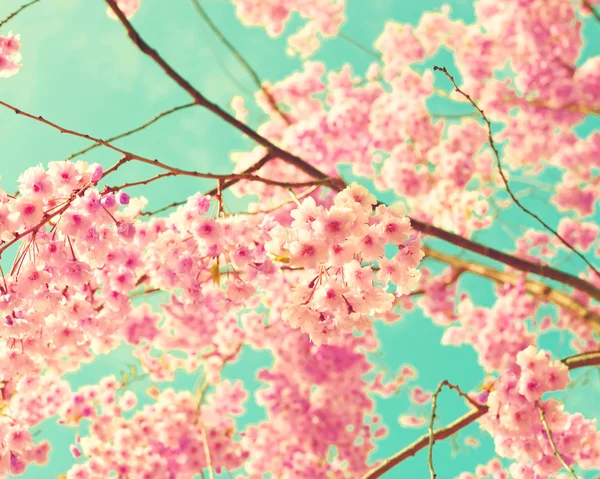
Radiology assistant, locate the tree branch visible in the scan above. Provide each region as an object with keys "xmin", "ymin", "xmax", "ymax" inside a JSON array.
[
  {"xmin": 65, "ymin": 102, "xmax": 196, "ymax": 161},
  {"xmin": 582, "ymin": 0, "xmax": 600, "ymax": 23},
  {"xmin": 423, "ymin": 246, "xmax": 600, "ymax": 333},
  {"xmin": 104, "ymin": 0, "xmax": 327, "ymax": 183},
  {"xmin": 433, "ymin": 65, "xmax": 600, "ymax": 280},
  {"xmin": 0, "ymin": 100, "xmax": 333, "ymax": 189},
  {"xmin": 77, "ymin": 1, "xmax": 600, "ymax": 301},
  {"xmin": 361, "ymin": 351, "xmax": 600, "ymax": 479},
  {"xmin": 535, "ymin": 401, "xmax": 579, "ymax": 479},
  {"xmin": 0, "ymin": 0, "xmax": 41, "ymax": 29},
  {"xmin": 188, "ymin": 0, "xmax": 291, "ymax": 125}
]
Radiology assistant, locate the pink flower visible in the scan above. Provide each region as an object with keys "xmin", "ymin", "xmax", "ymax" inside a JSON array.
[{"xmin": 289, "ymin": 237, "xmax": 328, "ymax": 269}]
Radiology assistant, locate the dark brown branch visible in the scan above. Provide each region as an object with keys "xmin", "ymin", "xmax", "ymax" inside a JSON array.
[
  {"xmin": 433, "ymin": 65, "xmax": 600, "ymax": 280},
  {"xmin": 361, "ymin": 351, "xmax": 600, "ymax": 479},
  {"xmin": 96, "ymin": 2, "xmax": 600, "ymax": 301},
  {"xmin": 0, "ymin": 0, "xmax": 41, "ymax": 29},
  {"xmin": 140, "ymin": 151, "xmax": 273, "ymax": 216},
  {"xmin": 104, "ymin": 0, "xmax": 327, "ymax": 183},
  {"xmin": 188, "ymin": 0, "xmax": 291, "ymax": 125},
  {"xmin": 582, "ymin": 0, "xmax": 600, "ymax": 22}
]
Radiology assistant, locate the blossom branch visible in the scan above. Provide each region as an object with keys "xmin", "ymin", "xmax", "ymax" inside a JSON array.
[
  {"xmin": 433, "ymin": 65, "xmax": 600, "ymax": 280},
  {"xmin": 423, "ymin": 246, "xmax": 600, "ymax": 332},
  {"xmin": 535, "ymin": 401, "xmax": 579, "ymax": 479},
  {"xmin": 0, "ymin": 100, "xmax": 334, "ymax": 189},
  {"xmin": 104, "ymin": 0, "xmax": 329, "ymax": 184},
  {"xmin": 188, "ymin": 0, "xmax": 291, "ymax": 125},
  {"xmin": 88, "ymin": 2, "xmax": 600, "ymax": 301},
  {"xmin": 0, "ymin": 0, "xmax": 41, "ymax": 29},
  {"xmin": 582, "ymin": 0, "xmax": 600, "ymax": 22},
  {"xmin": 360, "ymin": 351, "xmax": 600, "ymax": 479}
]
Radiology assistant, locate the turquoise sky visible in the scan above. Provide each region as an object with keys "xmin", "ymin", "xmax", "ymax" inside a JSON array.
[{"xmin": 1, "ymin": 0, "xmax": 599, "ymax": 477}]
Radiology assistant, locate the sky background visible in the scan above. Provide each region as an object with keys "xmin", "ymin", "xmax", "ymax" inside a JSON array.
[{"xmin": 1, "ymin": 0, "xmax": 599, "ymax": 477}]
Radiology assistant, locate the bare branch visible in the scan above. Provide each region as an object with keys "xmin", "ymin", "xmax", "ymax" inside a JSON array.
[
  {"xmin": 104, "ymin": 0, "xmax": 327, "ymax": 182},
  {"xmin": 66, "ymin": 102, "xmax": 196, "ymax": 161},
  {"xmin": 535, "ymin": 401, "xmax": 579, "ymax": 479},
  {"xmin": 582, "ymin": 0, "xmax": 600, "ymax": 23},
  {"xmin": 433, "ymin": 65, "xmax": 600, "ymax": 280},
  {"xmin": 0, "ymin": 0, "xmax": 42, "ymax": 29},
  {"xmin": 0, "ymin": 100, "xmax": 333, "ymax": 189},
  {"xmin": 188, "ymin": 0, "xmax": 291, "ymax": 125},
  {"xmin": 427, "ymin": 380, "xmax": 482, "ymax": 479}
]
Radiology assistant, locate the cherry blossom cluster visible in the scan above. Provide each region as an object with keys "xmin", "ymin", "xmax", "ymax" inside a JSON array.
[
  {"xmin": 265, "ymin": 183, "xmax": 423, "ymax": 345},
  {"xmin": 61, "ymin": 377, "xmax": 247, "ymax": 478},
  {"xmin": 479, "ymin": 347, "xmax": 600, "ymax": 478},
  {"xmin": 238, "ymin": 284, "xmax": 388, "ymax": 477},
  {"xmin": 0, "ymin": 33, "xmax": 21, "ymax": 78},
  {"xmin": 0, "ymin": 375, "xmax": 69, "ymax": 476},
  {"xmin": 231, "ymin": 0, "xmax": 344, "ymax": 58},
  {"xmin": 442, "ymin": 284, "xmax": 537, "ymax": 372},
  {"xmin": 231, "ymin": 62, "xmax": 495, "ymax": 237}
]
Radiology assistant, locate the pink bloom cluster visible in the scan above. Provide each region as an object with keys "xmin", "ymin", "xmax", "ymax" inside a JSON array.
[
  {"xmin": 239, "ymin": 293, "xmax": 386, "ymax": 477},
  {"xmin": 231, "ymin": 0, "xmax": 344, "ymax": 57},
  {"xmin": 0, "ymin": 33, "xmax": 21, "ymax": 78},
  {"xmin": 266, "ymin": 183, "xmax": 423, "ymax": 345},
  {"xmin": 61, "ymin": 377, "xmax": 247, "ymax": 478},
  {"xmin": 442, "ymin": 284, "xmax": 537, "ymax": 372},
  {"xmin": 456, "ymin": 458, "xmax": 508, "ymax": 479},
  {"xmin": 0, "ymin": 375, "xmax": 69, "ymax": 476},
  {"xmin": 233, "ymin": 61, "xmax": 494, "ymax": 237},
  {"xmin": 480, "ymin": 347, "xmax": 600, "ymax": 478}
]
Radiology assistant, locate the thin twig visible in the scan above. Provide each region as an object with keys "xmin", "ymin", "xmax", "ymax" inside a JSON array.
[
  {"xmin": 338, "ymin": 32, "xmax": 381, "ymax": 59},
  {"xmin": 0, "ymin": 0, "xmax": 41, "ymax": 29},
  {"xmin": 200, "ymin": 424, "xmax": 215, "ymax": 479},
  {"xmin": 0, "ymin": 99, "xmax": 332, "ymax": 189},
  {"xmin": 65, "ymin": 102, "xmax": 196, "ymax": 161},
  {"xmin": 427, "ymin": 380, "xmax": 480, "ymax": 479},
  {"xmin": 535, "ymin": 401, "xmax": 579, "ymax": 479},
  {"xmin": 427, "ymin": 383, "xmax": 442, "ymax": 478},
  {"xmin": 189, "ymin": 0, "xmax": 291, "ymax": 125},
  {"xmin": 433, "ymin": 65, "xmax": 600, "ymax": 280}
]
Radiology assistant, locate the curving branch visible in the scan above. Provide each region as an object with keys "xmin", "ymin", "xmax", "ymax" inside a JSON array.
[
  {"xmin": 0, "ymin": 0, "xmax": 42, "ymax": 29},
  {"xmin": 188, "ymin": 0, "xmax": 291, "ymax": 125},
  {"xmin": 423, "ymin": 246, "xmax": 600, "ymax": 333},
  {"xmin": 0, "ymin": 100, "xmax": 334, "ymax": 189},
  {"xmin": 360, "ymin": 351, "xmax": 600, "ymax": 479},
  {"xmin": 65, "ymin": 102, "xmax": 196, "ymax": 161},
  {"xmin": 433, "ymin": 65, "xmax": 600, "ymax": 280},
  {"xmin": 535, "ymin": 401, "xmax": 579, "ymax": 479},
  {"xmin": 101, "ymin": 0, "xmax": 600, "ymax": 303}
]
